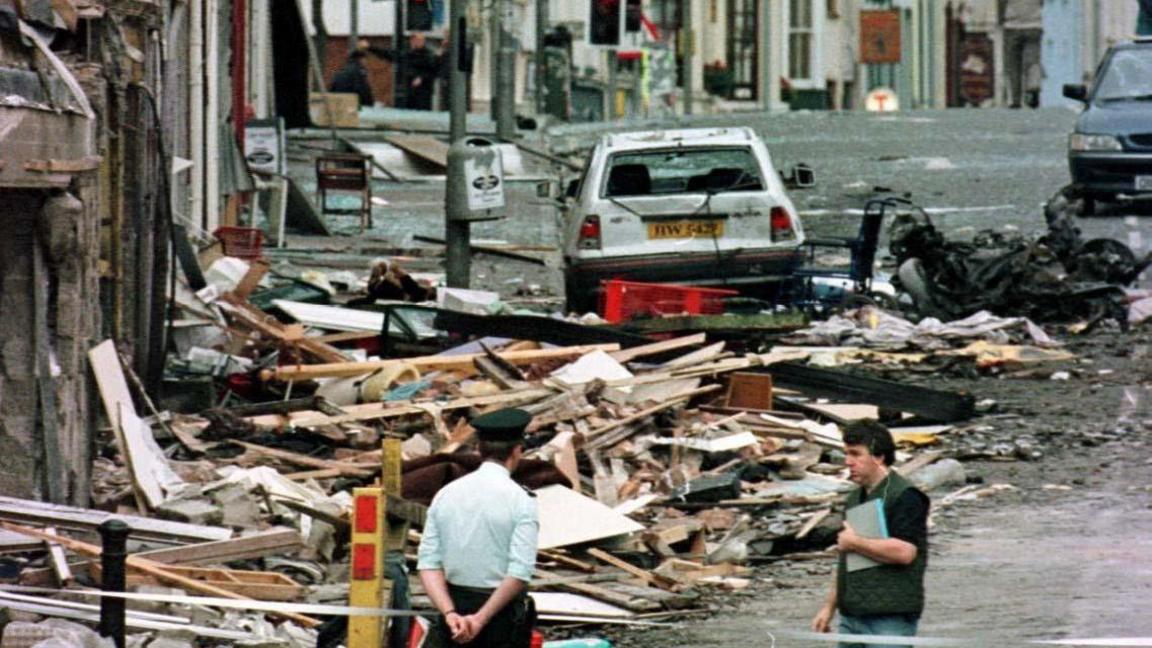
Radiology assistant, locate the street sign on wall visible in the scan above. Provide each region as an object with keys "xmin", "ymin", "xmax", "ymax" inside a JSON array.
[{"xmin": 860, "ymin": 10, "xmax": 902, "ymax": 65}]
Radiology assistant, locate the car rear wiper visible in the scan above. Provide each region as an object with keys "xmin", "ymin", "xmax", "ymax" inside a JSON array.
[{"xmin": 606, "ymin": 195, "xmax": 645, "ymax": 218}]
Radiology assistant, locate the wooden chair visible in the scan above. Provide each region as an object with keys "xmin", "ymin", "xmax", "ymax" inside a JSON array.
[{"xmin": 315, "ymin": 153, "xmax": 373, "ymax": 231}]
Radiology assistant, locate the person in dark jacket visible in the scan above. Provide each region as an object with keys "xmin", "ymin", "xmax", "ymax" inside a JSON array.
[
  {"xmin": 328, "ymin": 50, "xmax": 375, "ymax": 108},
  {"xmin": 811, "ymin": 419, "xmax": 930, "ymax": 648},
  {"xmin": 359, "ymin": 34, "xmax": 441, "ymax": 110}
]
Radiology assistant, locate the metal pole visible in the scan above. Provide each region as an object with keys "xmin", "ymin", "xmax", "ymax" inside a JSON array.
[
  {"xmin": 682, "ymin": 0, "xmax": 693, "ymax": 116},
  {"xmin": 535, "ymin": 0, "xmax": 548, "ymax": 114},
  {"xmin": 446, "ymin": 0, "xmax": 470, "ymax": 287},
  {"xmin": 394, "ymin": 0, "xmax": 405, "ymax": 108},
  {"xmin": 495, "ymin": 0, "xmax": 516, "ymax": 139},
  {"xmin": 350, "ymin": 0, "xmax": 359, "ymax": 51},
  {"xmin": 606, "ymin": 48, "xmax": 617, "ymax": 119},
  {"xmin": 99, "ymin": 520, "xmax": 130, "ymax": 648}
]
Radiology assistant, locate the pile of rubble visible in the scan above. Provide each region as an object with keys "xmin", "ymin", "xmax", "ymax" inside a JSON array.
[{"xmin": 0, "ymin": 245, "xmax": 1074, "ymax": 646}]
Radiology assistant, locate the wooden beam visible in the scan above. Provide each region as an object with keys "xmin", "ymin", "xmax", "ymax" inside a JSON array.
[
  {"xmin": 586, "ymin": 548, "xmax": 681, "ymax": 592},
  {"xmin": 252, "ymin": 387, "xmax": 556, "ymax": 429},
  {"xmin": 584, "ymin": 385, "xmax": 723, "ymax": 451},
  {"xmin": 609, "ymin": 333, "xmax": 707, "ymax": 364},
  {"xmin": 262, "ymin": 344, "xmax": 621, "ymax": 382},
  {"xmin": 232, "ymin": 441, "xmax": 375, "ymax": 477},
  {"xmin": 0, "ymin": 523, "xmax": 319, "ymax": 628}
]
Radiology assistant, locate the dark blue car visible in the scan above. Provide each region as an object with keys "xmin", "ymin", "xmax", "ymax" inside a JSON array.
[{"xmin": 1063, "ymin": 39, "xmax": 1152, "ymax": 215}]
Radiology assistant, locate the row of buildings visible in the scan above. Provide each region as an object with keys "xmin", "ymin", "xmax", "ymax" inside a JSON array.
[{"xmin": 309, "ymin": 0, "xmax": 1148, "ymax": 119}]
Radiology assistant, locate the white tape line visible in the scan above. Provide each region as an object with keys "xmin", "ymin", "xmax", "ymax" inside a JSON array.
[
  {"xmin": 778, "ymin": 629, "xmax": 1152, "ymax": 647},
  {"xmin": 0, "ymin": 584, "xmax": 425, "ymax": 618},
  {"xmin": 779, "ymin": 630, "xmax": 980, "ymax": 646}
]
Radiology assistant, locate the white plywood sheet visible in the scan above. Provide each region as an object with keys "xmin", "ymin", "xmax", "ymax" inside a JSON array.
[
  {"xmin": 534, "ymin": 485, "xmax": 644, "ymax": 550},
  {"xmin": 529, "ymin": 592, "xmax": 633, "ymax": 618},
  {"xmin": 88, "ymin": 339, "xmax": 137, "ymax": 421},
  {"xmin": 273, "ymin": 300, "xmax": 385, "ymax": 333}
]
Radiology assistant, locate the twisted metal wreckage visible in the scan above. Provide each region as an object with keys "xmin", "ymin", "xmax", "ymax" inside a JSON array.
[{"xmin": 890, "ymin": 203, "xmax": 1152, "ymax": 330}]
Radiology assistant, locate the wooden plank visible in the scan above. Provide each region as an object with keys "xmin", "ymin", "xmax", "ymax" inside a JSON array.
[
  {"xmin": 538, "ymin": 549, "xmax": 598, "ymax": 573},
  {"xmin": 44, "ymin": 526, "xmax": 72, "ymax": 586},
  {"xmin": 385, "ymin": 134, "xmax": 450, "ymax": 169},
  {"xmin": 254, "ymin": 387, "xmax": 556, "ymax": 429},
  {"xmin": 263, "ymin": 343, "xmax": 622, "ymax": 382},
  {"xmin": 0, "ymin": 498, "xmax": 231, "ymax": 545},
  {"xmin": 106, "ymin": 564, "xmax": 306, "ymax": 601},
  {"xmin": 17, "ymin": 529, "xmax": 303, "ymax": 589},
  {"xmin": 795, "ymin": 508, "xmax": 832, "ymax": 540},
  {"xmin": 230, "ymin": 259, "xmax": 271, "ymax": 301},
  {"xmin": 0, "ymin": 523, "xmax": 318, "ymax": 628},
  {"xmin": 609, "ymin": 333, "xmax": 707, "ymax": 364},
  {"xmin": 583, "ymin": 385, "xmax": 723, "ymax": 451},
  {"xmin": 587, "ymin": 548, "xmax": 681, "ymax": 591},
  {"xmin": 141, "ymin": 528, "xmax": 304, "ymax": 565},
  {"xmin": 532, "ymin": 568, "xmax": 661, "ymax": 612},
  {"xmin": 659, "ymin": 342, "xmax": 727, "ymax": 370},
  {"xmin": 232, "ymin": 441, "xmax": 374, "ymax": 477}
]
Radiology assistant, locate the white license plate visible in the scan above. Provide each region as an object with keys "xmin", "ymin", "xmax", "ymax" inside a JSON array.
[{"xmin": 1137, "ymin": 176, "xmax": 1152, "ymax": 191}]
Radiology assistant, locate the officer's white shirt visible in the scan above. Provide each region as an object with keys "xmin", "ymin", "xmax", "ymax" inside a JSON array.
[{"xmin": 417, "ymin": 461, "xmax": 539, "ymax": 588}]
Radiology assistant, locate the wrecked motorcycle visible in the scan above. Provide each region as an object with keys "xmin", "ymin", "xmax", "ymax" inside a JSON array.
[{"xmin": 889, "ymin": 206, "xmax": 1151, "ymax": 330}]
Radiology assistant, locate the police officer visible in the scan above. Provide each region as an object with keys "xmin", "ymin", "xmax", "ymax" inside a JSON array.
[{"xmin": 417, "ymin": 408, "xmax": 539, "ymax": 647}]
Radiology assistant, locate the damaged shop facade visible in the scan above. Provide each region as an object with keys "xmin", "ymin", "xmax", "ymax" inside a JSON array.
[{"xmin": 0, "ymin": 1, "xmax": 170, "ymax": 504}]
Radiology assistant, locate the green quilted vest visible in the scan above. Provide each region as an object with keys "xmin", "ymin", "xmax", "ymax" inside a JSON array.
[{"xmin": 836, "ymin": 470, "xmax": 928, "ymax": 617}]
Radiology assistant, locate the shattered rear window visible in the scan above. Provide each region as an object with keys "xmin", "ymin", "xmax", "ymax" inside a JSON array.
[{"xmin": 603, "ymin": 147, "xmax": 764, "ymax": 197}]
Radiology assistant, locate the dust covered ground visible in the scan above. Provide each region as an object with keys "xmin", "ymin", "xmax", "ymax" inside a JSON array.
[{"xmin": 585, "ymin": 328, "xmax": 1152, "ymax": 648}]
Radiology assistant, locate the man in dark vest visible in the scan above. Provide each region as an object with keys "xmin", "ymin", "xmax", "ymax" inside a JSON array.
[{"xmin": 811, "ymin": 419, "xmax": 930, "ymax": 648}]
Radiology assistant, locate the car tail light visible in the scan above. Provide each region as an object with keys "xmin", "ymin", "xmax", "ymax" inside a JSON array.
[
  {"xmin": 351, "ymin": 543, "xmax": 377, "ymax": 580},
  {"xmin": 578, "ymin": 215, "xmax": 602, "ymax": 250},
  {"xmin": 770, "ymin": 206, "xmax": 795, "ymax": 241}
]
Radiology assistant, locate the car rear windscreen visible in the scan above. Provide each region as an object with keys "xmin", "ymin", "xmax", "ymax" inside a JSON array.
[{"xmin": 603, "ymin": 147, "xmax": 764, "ymax": 197}]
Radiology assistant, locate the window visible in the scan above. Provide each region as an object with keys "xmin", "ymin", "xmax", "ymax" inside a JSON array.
[
  {"xmin": 648, "ymin": 0, "xmax": 682, "ymax": 31},
  {"xmin": 1094, "ymin": 49, "xmax": 1152, "ymax": 103},
  {"xmin": 603, "ymin": 148, "xmax": 764, "ymax": 197},
  {"xmin": 726, "ymin": 0, "xmax": 759, "ymax": 99},
  {"xmin": 789, "ymin": 0, "xmax": 814, "ymax": 80}
]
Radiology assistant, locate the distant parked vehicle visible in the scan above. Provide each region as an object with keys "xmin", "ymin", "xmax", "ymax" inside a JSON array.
[
  {"xmin": 1063, "ymin": 38, "xmax": 1152, "ymax": 215},
  {"xmin": 560, "ymin": 127, "xmax": 808, "ymax": 313}
]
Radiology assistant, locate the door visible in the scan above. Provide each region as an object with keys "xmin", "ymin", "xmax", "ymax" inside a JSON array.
[{"xmin": 726, "ymin": 0, "xmax": 759, "ymax": 100}]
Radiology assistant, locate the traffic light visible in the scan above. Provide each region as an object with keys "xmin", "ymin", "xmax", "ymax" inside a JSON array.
[
  {"xmin": 406, "ymin": 0, "xmax": 433, "ymax": 31},
  {"xmin": 590, "ymin": 0, "xmax": 621, "ymax": 46},
  {"xmin": 625, "ymin": 0, "xmax": 642, "ymax": 32}
]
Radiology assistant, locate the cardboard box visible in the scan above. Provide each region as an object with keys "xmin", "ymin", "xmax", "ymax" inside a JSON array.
[{"xmin": 308, "ymin": 93, "xmax": 360, "ymax": 128}]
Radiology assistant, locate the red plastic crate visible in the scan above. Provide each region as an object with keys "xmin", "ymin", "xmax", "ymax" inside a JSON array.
[
  {"xmin": 214, "ymin": 226, "xmax": 264, "ymax": 260},
  {"xmin": 600, "ymin": 279, "xmax": 739, "ymax": 323}
]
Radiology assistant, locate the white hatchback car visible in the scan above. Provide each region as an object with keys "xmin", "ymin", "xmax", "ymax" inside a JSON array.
[{"xmin": 561, "ymin": 127, "xmax": 807, "ymax": 313}]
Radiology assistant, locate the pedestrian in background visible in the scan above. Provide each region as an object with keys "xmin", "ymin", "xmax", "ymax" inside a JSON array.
[
  {"xmin": 811, "ymin": 419, "xmax": 930, "ymax": 648},
  {"xmin": 329, "ymin": 50, "xmax": 375, "ymax": 108},
  {"xmin": 417, "ymin": 408, "xmax": 539, "ymax": 647},
  {"xmin": 359, "ymin": 34, "xmax": 440, "ymax": 110}
]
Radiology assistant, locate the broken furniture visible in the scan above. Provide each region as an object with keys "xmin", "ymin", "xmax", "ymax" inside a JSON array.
[{"xmin": 315, "ymin": 153, "xmax": 373, "ymax": 232}]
